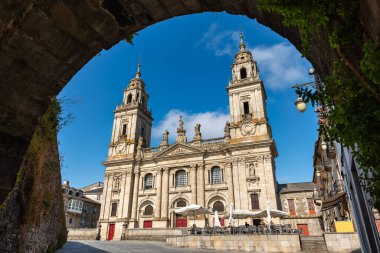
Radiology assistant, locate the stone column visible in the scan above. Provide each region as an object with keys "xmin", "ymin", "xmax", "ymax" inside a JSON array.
[
  {"xmin": 121, "ymin": 170, "xmax": 132, "ymax": 218},
  {"xmin": 190, "ymin": 164, "xmax": 197, "ymax": 204},
  {"xmin": 198, "ymin": 164, "xmax": 205, "ymax": 206},
  {"xmin": 226, "ymin": 160, "xmax": 235, "ymax": 204},
  {"xmin": 161, "ymin": 168, "xmax": 170, "ymax": 220},
  {"xmin": 155, "ymin": 168, "xmax": 163, "ymax": 219},
  {"xmin": 130, "ymin": 169, "xmax": 140, "ymax": 227},
  {"xmin": 99, "ymin": 172, "xmax": 111, "ymax": 220}
]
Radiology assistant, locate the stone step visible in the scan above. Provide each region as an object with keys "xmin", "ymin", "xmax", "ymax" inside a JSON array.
[{"xmin": 300, "ymin": 236, "xmax": 328, "ymax": 253}]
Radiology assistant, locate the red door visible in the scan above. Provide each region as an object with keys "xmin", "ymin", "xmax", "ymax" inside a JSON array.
[
  {"xmin": 175, "ymin": 215, "xmax": 187, "ymax": 227},
  {"xmin": 108, "ymin": 223, "xmax": 115, "ymax": 240},
  {"xmin": 297, "ymin": 224, "xmax": 310, "ymax": 236},
  {"xmin": 143, "ymin": 220, "xmax": 153, "ymax": 228},
  {"xmin": 219, "ymin": 218, "xmax": 225, "ymax": 227}
]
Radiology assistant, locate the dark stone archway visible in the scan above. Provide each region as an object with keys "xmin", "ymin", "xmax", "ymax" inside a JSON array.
[{"xmin": 0, "ymin": 0, "xmax": 379, "ymax": 250}]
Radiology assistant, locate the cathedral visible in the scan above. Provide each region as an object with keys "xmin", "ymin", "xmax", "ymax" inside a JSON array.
[{"xmin": 99, "ymin": 34, "xmax": 280, "ymax": 240}]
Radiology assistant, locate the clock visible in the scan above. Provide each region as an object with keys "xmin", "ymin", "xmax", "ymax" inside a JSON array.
[{"xmin": 115, "ymin": 143, "xmax": 125, "ymax": 154}]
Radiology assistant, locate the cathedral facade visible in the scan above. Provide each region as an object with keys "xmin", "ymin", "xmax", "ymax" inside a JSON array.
[{"xmin": 99, "ymin": 34, "xmax": 280, "ymax": 240}]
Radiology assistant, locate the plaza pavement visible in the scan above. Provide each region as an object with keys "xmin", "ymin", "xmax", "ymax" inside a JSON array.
[{"xmin": 55, "ymin": 240, "xmax": 245, "ymax": 253}]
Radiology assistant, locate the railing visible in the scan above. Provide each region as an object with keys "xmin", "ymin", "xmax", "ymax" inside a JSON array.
[
  {"xmin": 201, "ymin": 137, "xmax": 225, "ymax": 145},
  {"xmin": 142, "ymin": 146, "xmax": 160, "ymax": 153}
]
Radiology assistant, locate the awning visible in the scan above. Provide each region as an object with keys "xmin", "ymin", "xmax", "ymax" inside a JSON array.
[{"xmin": 321, "ymin": 192, "xmax": 347, "ymax": 211}]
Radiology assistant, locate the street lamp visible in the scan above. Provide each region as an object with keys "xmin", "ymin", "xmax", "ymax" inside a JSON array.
[{"xmin": 295, "ymin": 96, "xmax": 307, "ymax": 112}]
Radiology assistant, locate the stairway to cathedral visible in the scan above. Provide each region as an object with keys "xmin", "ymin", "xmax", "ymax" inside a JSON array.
[{"xmin": 300, "ymin": 236, "xmax": 328, "ymax": 253}]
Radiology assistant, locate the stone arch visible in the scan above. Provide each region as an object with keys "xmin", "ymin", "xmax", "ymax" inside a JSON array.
[
  {"xmin": 0, "ymin": 0, "xmax": 378, "ymax": 250},
  {"xmin": 169, "ymin": 195, "xmax": 190, "ymax": 209},
  {"xmin": 206, "ymin": 193, "xmax": 228, "ymax": 212},
  {"xmin": 138, "ymin": 198, "xmax": 155, "ymax": 209}
]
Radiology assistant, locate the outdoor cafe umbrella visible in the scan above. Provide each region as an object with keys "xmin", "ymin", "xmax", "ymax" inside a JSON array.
[
  {"xmin": 225, "ymin": 209, "xmax": 257, "ymax": 219},
  {"xmin": 252, "ymin": 202, "xmax": 289, "ymax": 227},
  {"xmin": 214, "ymin": 210, "xmax": 221, "ymax": 227},
  {"xmin": 174, "ymin": 204, "xmax": 210, "ymax": 225}
]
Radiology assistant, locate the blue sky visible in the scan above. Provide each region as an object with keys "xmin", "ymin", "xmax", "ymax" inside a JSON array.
[{"xmin": 58, "ymin": 13, "xmax": 318, "ymax": 188}]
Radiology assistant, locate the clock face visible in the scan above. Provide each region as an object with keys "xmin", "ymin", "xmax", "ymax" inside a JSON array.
[{"xmin": 115, "ymin": 143, "xmax": 125, "ymax": 154}]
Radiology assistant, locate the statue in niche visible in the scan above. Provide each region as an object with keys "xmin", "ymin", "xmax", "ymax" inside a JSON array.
[
  {"xmin": 249, "ymin": 163, "xmax": 256, "ymax": 177},
  {"xmin": 137, "ymin": 136, "xmax": 143, "ymax": 150}
]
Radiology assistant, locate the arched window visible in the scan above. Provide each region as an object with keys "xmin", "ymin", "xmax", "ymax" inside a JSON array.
[
  {"xmin": 211, "ymin": 167, "xmax": 222, "ymax": 184},
  {"xmin": 177, "ymin": 200, "xmax": 186, "ymax": 207},
  {"xmin": 213, "ymin": 201, "xmax": 224, "ymax": 212},
  {"xmin": 136, "ymin": 92, "xmax": 140, "ymax": 101},
  {"xmin": 175, "ymin": 170, "xmax": 187, "ymax": 187},
  {"xmin": 144, "ymin": 174, "xmax": 153, "ymax": 189},
  {"xmin": 127, "ymin": 94, "xmax": 132, "ymax": 104},
  {"xmin": 240, "ymin": 67, "xmax": 247, "ymax": 79},
  {"xmin": 144, "ymin": 205, "xmax": 153, "ymax": 215}
]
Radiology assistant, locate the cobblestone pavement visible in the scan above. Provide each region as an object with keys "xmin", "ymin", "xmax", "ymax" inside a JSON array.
[{"xmin": 55, "ymin": 240, "xmax": 245, "ymax": 253}]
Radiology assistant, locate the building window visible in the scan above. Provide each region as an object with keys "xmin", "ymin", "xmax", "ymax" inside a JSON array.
[
  {"xmin": 177, "ymin": 200, "xmax": 186, "ymax": 207},
  {"xmin": 288, "ymin": 199, "xmax": 296, "ymax": 216},
  {"xmin": 67, "ymin": 199, "xmax": 83, "ymax": 213},
  {"xmin": 210, "ymin": 167, "xmax": 222, "ymax": 184},
  {"xmin": 111, "ymin": 202, "xmax": 118, "ymax": 216},
  {"xmin": 97, "ymin": 195, "xmax": 100, "ymax": 200},
  {"xmin": 127, "ymin": 94, "xmax": 132, "ymax": 104},
  {"xmin": 251, "ymin": 193, "xmax": 260, "ymax": 210},
  {"xmin": 307, "ymin": 198, "xmax": 316, "ymax": 215},
  {"xmin": 144, "ymin": 205, "xmax": 153, "ymax": 215},
  {"xmin": 213, "ymin": 201, "xmax": 224, "ymax": 212},
  {"xmin": 144, "ymin": 174, "xmax": 153, "ymax": 189},
  {"xmin": 175, "ymin": 170, "xmax": 187, "ymax": 187},
  {"xmin": 121, "ymin": 124, "xmax": 127, "ymax": 136},
  {"xmin": 243, "ymin": 101, "xmax": 250, "ymax": 115},
  {"xmin": 240, "ymin": 67, "xmax": 247, "ymax": 79},
  {"xmin": 69, "ymin": 218, "xmax": 72, "ymax": 224}
]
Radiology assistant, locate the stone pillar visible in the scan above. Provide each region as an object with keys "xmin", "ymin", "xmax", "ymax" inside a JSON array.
[
  {"xmin": 226, "ymin": 160, "xmax": 235, "ymax": 204},
  {"xmin": 130, "ymin": 169, "xmax": 140, "ymax": 227},
  {"xmin": 121, "ymin": 170, "xmax": 132, "ymax": 218},
  {"xmin": 99, "ymin": 173, "xmax": 110, "ymax": 220},
  {"xmin": 161, "ymin": 168, "xmax": 169, "ymax": 220},
  {"xmin": 198, "ymin": 164, "xmax": 205, "ymax": 206},
  {"xmin": 155, "ymin": 168, "xmax": 163, "ymax": 218},
  {"xmin": 118, "ymin": 172, "xmax": 127, "ymax": 217},
  {"xmin": 104, "ymin": 173, "xmax": 114, "ymax": 218},
  {"xmin": 190, "ymin": 164, "xmax": 197, "ymax": 204}
]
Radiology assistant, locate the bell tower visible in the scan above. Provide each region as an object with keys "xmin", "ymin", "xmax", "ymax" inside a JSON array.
[
  {"xmin": 227, "ymin": 33, "xmax": 272, "ymax": 143},
  {"xmin": 108, "ymin": 64, "xmax": 153, "ymax": 158}
]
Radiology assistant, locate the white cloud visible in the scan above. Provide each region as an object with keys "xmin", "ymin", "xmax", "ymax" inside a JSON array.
[
  {"xmin": 152, "ymin": 109, "xmax": 229, "ymax": 145},
  {"xmin": 251, "ymin": 43, "xmax": 309, "ymax": 90},
  {"xmin": 198, "ymin": 22, "xmax": 311, "ymax": 90}
]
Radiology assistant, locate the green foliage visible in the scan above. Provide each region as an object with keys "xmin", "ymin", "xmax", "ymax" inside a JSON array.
[
  {"xmin": 124, "ymin": 33, "xmax": 138, "ymax": 45},
  {"xmin": 258, "ymin": 0, "xmax": 380, "ymax": 209}
]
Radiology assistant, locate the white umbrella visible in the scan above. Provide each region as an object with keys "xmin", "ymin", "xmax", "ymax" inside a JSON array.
[
  {"xmin": 228, "ymin": 203, "xmax": 234, "ymax": 226},
  {"xmin": 252, "ymin": 202, "xmax": 289, "ymax": 227},
  {"xmin": 214, "ymin": 210, "xmax": 221, "ymax": 227},
  {"xmin": 174, "ymin": 204, "xmax": 210, "ymax": 225},
  {"xmin": 225, "ymin": 209, "xmax": 256, "ymax": 219}
]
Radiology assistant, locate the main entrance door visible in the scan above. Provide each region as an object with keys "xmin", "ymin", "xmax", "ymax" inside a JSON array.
[
  {"xmin": 175, "ymin": 214, "xmax": 187, "ymax": 227},
  {"xmin": 143, "ymin": 220, "xmax": 153, "ymax": 228},
  {"xmin": 108, "ymin": 223, "xmax": 115, "ymax": 240},
  {"xmin": 297, "ymin": 224, "xmax": 310, "ymax": 236}
]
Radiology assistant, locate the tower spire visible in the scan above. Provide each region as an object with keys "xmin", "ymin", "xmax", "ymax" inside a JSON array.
[
  {"xmin": 239, "ymin": 32, "xmax": 246, "ymax": 51},
  {"xmin": 135, "ymin": 63, "xmax": 141, "ymax": 78}
]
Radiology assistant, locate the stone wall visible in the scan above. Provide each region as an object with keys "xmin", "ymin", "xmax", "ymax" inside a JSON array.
[
  {"xmin": 125, "ymin": 228, "xmax": 185, "ymax": 241},
  {"xmin": 67, "ymin": 228, "xmax": 97, "ymax": 240},
  {"xmin": 0, "ymin": 101, "xmax": 67, "ymax": 252},
  {"xmin": 167, "ymin": 234, "xmax": 301, "ymax": 252},
  {"xmin": 324, "ymin": 233, "xmax": 361, "ymax": 252}
]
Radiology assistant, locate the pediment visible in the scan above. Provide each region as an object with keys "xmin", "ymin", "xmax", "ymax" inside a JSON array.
[{"xmin": 155, "ymin": 143, "xmax": 203, "ymax": 158}]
